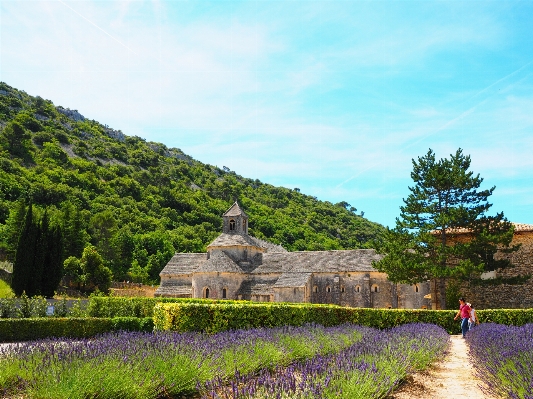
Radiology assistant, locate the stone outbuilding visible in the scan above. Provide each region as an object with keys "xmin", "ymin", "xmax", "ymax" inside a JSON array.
[
  {"xmin": 451, "ymin": 223, "xmax": 533, "ymax": 309},
  {"xmin": 156, "ymin": 202, "xmax": 431, "ymax": 309}
]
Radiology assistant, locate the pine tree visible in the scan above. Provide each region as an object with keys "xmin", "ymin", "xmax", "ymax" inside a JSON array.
[{"xmin": 373, "ymin": 148, "xmax": 520, "ymax": 309}]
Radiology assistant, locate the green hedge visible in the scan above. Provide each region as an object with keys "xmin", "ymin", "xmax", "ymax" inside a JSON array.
[
  {"xmin": 0, "ymin": 317, "xmax": 154, "ymax": 342},
  {"xmin": 153, "ymin": 303, "xmax": 533, "ymax": 335},
  {"xmin": 476, "ymin": 309, "xmax": 533, "ymax": 326},
  {"xmin": 87, "ymin": 296, "xmax": 245, "ymax": 318},
  {"xmin": 153, "ymin": 302, "xmax": 461, "ymax": 333}
]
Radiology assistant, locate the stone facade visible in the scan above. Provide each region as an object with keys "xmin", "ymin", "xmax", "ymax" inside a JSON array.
[
  {"xmin": 156, "ymin": 202, "xmax": 431, "ymax": 309},
  {"xmin": 455, "ymin": 224, "xmax": 533, "ymax": 309}
]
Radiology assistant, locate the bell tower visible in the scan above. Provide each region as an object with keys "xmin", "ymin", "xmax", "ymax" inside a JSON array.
[{"xmin": 222, "ymin": 202, "xmax": 248, "ymax": 235}]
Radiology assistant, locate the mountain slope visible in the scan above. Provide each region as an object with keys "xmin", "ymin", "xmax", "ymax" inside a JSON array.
[{"xmin": 0, "ymin": 82, "xmax": 385, "ymax": 283}]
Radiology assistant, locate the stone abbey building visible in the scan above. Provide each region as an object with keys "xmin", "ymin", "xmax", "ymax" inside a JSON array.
[{"xmin": 156, "ymin": 202, "xmax": 432, "ymax": 309}]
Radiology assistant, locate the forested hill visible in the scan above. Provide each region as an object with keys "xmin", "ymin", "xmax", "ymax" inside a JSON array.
[{"xmin": 0, "ymin": 81, "xmax": 384, "ymax": 284}]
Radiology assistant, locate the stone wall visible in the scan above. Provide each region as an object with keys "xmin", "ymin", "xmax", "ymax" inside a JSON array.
[
  {"xmin": 274, "ymin": 286, "xmax": 306, "ymax": 303},
  {"xmin": 192, "ymin": 272, "xmax": 246, "ymax": 299},
  {"xmin": 307, "ymin": 272, "xmax": 429, "ymax": 308},
  {"xmin": 460, "ymin": 230, "xmax": 533, "ymax": 309},
  {"xmin": 0, "ymin": 268, "xmax": 12, "ymax": 284}
]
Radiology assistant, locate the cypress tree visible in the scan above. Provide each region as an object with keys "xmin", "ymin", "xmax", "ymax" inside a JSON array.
[
  {"xmin": 41, "ymin": 223, "xmax": 64, "ymax": 298},
  {"xmin": 11, "ymin": 203, "xmax": 38, "ymax": 296}
]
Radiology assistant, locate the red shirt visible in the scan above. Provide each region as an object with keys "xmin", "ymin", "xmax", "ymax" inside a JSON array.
[{"xmin": 460, "ymin": 303, "xmax": 471, "ymax": 319}]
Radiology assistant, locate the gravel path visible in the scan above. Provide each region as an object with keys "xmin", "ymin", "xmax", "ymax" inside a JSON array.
[{"xmin": 389, "ymin": 335, "xmax": 495, "ymax": 399}]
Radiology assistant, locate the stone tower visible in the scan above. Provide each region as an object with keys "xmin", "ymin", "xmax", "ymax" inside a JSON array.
[{"xmin": 222, "ymin": 202, "xmax": 249, "ymax": 235}]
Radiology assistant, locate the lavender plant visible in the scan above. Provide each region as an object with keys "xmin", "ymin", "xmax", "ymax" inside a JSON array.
[
  {"xmin": 0, "ymin": 323, "xmax": 364, "ymax": 398},
  {"xmin": 467, "ymin": 323, "xmax": 533, "ymax": 399},
  {"xmin": 200, "ymin": 323, "xmax": 449, "ymax": 399}
]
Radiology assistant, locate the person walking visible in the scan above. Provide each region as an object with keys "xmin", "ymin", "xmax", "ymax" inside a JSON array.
[
  {"xmin": 468, "ymin": 303, "xmax": 479, "ymax": 330},
  {"xmin": 454, "ymin": 297, "xmax": 471, "ymax": 338}
]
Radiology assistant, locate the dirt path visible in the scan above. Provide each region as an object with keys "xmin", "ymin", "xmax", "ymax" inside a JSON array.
[{"xmin": 389, "ymin": 335, "xmax": 496, "ymax": 399}]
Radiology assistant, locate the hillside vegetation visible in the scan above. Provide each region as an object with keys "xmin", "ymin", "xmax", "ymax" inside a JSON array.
[{"xmin": 0, "ymin": 82, "xmax": 384, "ymax": 284}]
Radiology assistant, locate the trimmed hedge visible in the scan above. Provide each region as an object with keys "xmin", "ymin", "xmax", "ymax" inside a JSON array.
[
  {"xmin": 154, "ymin": 303, "xmax": 533, "ymax": 335},
  {"xmin": 87, "ymin": 296, "xmax": 245, "ymax": 318},
  {"xmin": 153, "ymin": 302, "xmax": 461, "ymax": 334},
  {"xmin": 0, "ymin": 317, "xmax": 154, "ymax": 342}
]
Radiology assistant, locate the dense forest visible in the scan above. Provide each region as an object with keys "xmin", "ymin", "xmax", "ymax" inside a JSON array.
[{"xmin": 0, "ymin": 82, "xmax": 384, "ymax": 286}]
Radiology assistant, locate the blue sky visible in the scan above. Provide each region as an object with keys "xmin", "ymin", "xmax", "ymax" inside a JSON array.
[{"xmin": 1, "ymin": 1, "xmax": 532, "ymax": 227}]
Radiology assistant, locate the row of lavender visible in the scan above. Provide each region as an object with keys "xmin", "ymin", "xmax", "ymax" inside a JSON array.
[
  {"xmin": 0, "ymin": 323, "xmax": 448, "ymax": 399},
  {"xmin": 201, "ymin": 323, "xmax": 449, "ymax": 398},
  {"xmin": 467, "ymin": 323, "xmax": 533, "ymax": 399}
]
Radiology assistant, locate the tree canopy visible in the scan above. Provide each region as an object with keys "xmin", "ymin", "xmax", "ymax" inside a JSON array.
[{"xmin": 373, "ymin": 148, "xmax": 519, "ymax": 309}]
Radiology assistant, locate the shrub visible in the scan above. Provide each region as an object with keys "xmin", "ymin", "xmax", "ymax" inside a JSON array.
[
  {"xmin": 0, "ymin": 298, "xmax": 18, "ymax": 318},
  {"xmin": 153, "ymin": 302, "xmax": 533, "ymax": 334},
  {"xmin": 0, "ymin": 317, "xmax": 153, "ymax": 342}
]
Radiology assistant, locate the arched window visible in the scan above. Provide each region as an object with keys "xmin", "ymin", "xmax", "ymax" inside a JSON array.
[
  {"xmin": 229, "ymin": 219, "xmax": 236, "ymax": 231},
  {"xmin": 204, "ymin": 287, "xmax": 210, "ymax": 298},
  {"xmin": 414, "ymin": 285, "xmax": 419, "ymax": 293},
  {"xmin": 313, "ymin": 286, "xmax": 318, "ymax": 293},
  {"xmin": 222, "ymin": 288, "xmax": 227, "ymax": 299},
  {"xmin": 242, "ymin": 220, "xmax": 246, "ymax": 230},
  {"xmin": 372, "ymin": 284, "xmax": 379, "ymax": 293},
  {"xmin": 326, "ymin": 286, "xmax": 331, "ymax": 293},
  {"xmin": 355, "ymin": 285, "xmax": 361, "ymax": 293},
  {"xmin": 341, "ymin": 286, "xmax": 345, "ymax": 293}
]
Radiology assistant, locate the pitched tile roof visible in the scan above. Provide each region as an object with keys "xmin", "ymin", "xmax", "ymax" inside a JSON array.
[
  {"xmin": 154, "ymin": 282, "xmax": 192, "ymax": 297},
  {"xmin": 512, "ymin": 223, "xmax": 533, "ymax": 232},
  {"xmin": 436, "ymin": 222, "xmax": 533, "ymax": 235},
  {"xmin": 252, "ymin": 249, "xmax": 381, "ymax": 274},
  {"xmin": 207, "ymin": 233, "xmax": 261, "ymax": 248},
  {"xmin": 207, "ymin": 233, "xmax": 287, "ymax": 252},
  {"xmin": 237, "ymin": 279, "xmax": 278, "ymax": 295},
  {"xmin": 160, "ymin": 253, "xmax": 207, "ymax": 275},
  {"xmin": 273, "ymin": 272, "xmax": 312, "ymax": 287},
  {"xmin": 195, "ymin": 251, "xmax": 243, "ymax": 273},
  {"xmin": 223, "ymin": 202, "xmax": 248, "ymax": 217}
]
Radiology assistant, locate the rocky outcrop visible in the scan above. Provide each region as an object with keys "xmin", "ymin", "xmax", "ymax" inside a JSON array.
[{"xmin": 56, "ymin": 106, "xmax": 85, "ymax": 122}]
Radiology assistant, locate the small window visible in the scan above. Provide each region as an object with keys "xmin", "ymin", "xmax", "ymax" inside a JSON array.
[
  {"xmin": 372, "ymin": 284, "xmax": 379, "ymax": 293},
  {"xmin": 223, "ymin": 288, "xmax": 227, "ymax": 299},
  {"xmin": 243, "ymin": 220, "xmax": 246, "ymax": 230},
  {"xmin": 326, "ymin": 286, "xmax": 331, "ymax": 293},
  {"xmin": 355, "ymin": 285, "xmax": 361, "ymax": 293},
  {"xmin": 414, "ymin": 285, "xmax": 419, "ymax": 293},
  {"xmin": 341, "ymin": 286, "xmax": 345, "ymax": 293},
  {"xmin": 313, "ymin": 286, "xmax": 318, "ymax": 293},
  {"xmin": 229, "ymin": 219, "xmax": 236, "ymax": 231},
  {"xmin": 205, "ymin": 287, "xmax": 210, "ymax": 298}
]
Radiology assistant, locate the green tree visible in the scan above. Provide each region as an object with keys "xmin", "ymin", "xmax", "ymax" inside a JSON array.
[
  {"xmin": 39, "ymin": 210, "xmax": 64, "ymax": 297},
  {"xmin": 1, "ymin": 199, "xmax": 27, "ymax": 261},
  {"xmin": 373, "ymin": 148, "xmax": 519, "ymax": 309},
  {"xmin": 11, "ymin": 203, "xmax": 39, "ymax": 296},
  {"xmin": 89, "ymin": 210, "xmax": 117, "ymax": 262},
  {"xmin": 61, "ymin": 202, "xmax": 88, "ymax": 259},
  {"xmin": 11, "ymin": 205, "xmax": 65, "ymax": 297},
  {"xmin": 63, "ymin": 246, "xmax": 112, "ymax": 293},
  {"xmin": 1, "ymin": 120, "xmax": 33, "ymax": 160}
]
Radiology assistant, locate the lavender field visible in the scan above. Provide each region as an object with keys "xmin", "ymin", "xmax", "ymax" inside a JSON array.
[
  {"xmin": 467, "ymin": 323, "xmax": 533, "ymax": 399},
  {"xmin": 0, "ymin": 323, "xmax": 448, "ymax": 399}
]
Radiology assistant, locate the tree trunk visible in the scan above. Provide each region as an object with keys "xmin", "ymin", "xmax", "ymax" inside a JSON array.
[
  {"xmin": 391, "ymin": 283, "xmax": 398, "ymax": 308},
  {"xmin": 439, "ymin": 277, "xmax": 447, "ymax": 310}
]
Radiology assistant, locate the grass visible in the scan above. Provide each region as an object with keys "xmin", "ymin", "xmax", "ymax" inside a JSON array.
[{"xmin": 0, "ymin": 279, "xmax": 14, "ymax": 298}]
